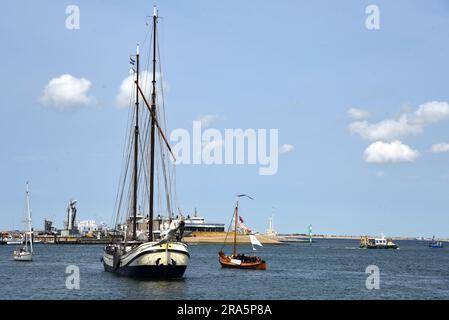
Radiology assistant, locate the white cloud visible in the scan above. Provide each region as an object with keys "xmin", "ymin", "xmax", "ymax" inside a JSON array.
[
  {"xmin": 40, "ymin": 74, "xmax": 93, "ymax": 108},
  {"xmin": 414, "ymin": 101, "xmax": 449, "ymax": 125},
  {"xmin": 279, "ymin": 144, "xmax": 294, "ymax": 154},
  {"xmin": 197, "ymin": 114, "xmax": 219, "ymax": 128},
  {"xmin": 349, "ymin": 115, "xmax": 422, "ymax": 141},
  {"xmin": 347, "ymin": 108, "xmax": 370, "ymax": 120},
  {"xmin": 364, "ymin": 140, "xmax": 419, "ymax": 164},
  {"xmin": 115, "ymin": 71, "xmax": 161, "ymax": 108},
  {"xmin": 349, "ymin": 101, "xmax": 449, "ymax": 141},
  {"xmin": 431, "ymin": 143, "xmax": 449, "ymax": 153}
]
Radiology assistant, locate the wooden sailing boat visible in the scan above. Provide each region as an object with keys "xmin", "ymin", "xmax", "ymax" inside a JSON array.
[
  {"xmin": 13, "ymin": 182, "xmax": 34, "ymax": 261},
  {"xmin": 102, "ymin": 6, "xmax": 189, "ymax": 279},
  {"xmin": 218, "ymin": 195, "xmax": 267, "ymax": 270}
]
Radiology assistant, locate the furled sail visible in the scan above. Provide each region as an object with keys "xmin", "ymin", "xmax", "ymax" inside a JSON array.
[{"xmin": 158, "ymin": 218, "xmax": 184, "ymax": 244}]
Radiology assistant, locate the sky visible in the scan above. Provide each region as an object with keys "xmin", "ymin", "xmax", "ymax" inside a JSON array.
[{"xmin": 1, "ymin": 0, "xmax": 449, "ymax": 238}]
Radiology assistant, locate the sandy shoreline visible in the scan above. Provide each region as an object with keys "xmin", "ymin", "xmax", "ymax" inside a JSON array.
[{"xmin": 184, "ymin": 232, "xmax": 283, "ymax": 245}]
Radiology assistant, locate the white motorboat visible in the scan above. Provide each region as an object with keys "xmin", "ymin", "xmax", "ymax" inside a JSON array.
[{"xmin": 6, "ymin": 236, "xmax": 23, "ymax": 245}]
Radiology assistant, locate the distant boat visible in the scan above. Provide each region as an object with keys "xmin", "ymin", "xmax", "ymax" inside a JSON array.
[
  {"xmin": 5, "ymin": 235, "xmax": 23, "ymax": 245},
  {"xmin": 183, "ymin": 208, "xmax": 225, "ymax": 233},
  {"xmin": 360, "ymin": 234, "xmax": 398, "ymax": 249},
  {"xmin": 13, "ymin": 182, "xmax": 34, "ymax": 261},
  {"xmin": 218, "ymin": 195, "xmax": 267, "ymax": 270},
  {"xmin": 428, "ymin": 236, "xmax": 443, "ymax": 248}
]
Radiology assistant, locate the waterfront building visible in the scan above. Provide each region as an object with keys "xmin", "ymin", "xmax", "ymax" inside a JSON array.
[{"xmin": 77, "ymin": 220, "xmax": 98, "ymax": 235}]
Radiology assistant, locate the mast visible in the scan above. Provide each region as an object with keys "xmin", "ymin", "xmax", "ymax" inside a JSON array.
[
  {"xmin": 132, "ymin": 45, "xmax": 140, "ymax": 241},
  {"xmin": 26, "ymin": 182, "xmax": 33, "ymax": 253},
  {"xmin": 231, "ymin": 194, "xmax": 253, "ymax": 256},
  {"xmin": 148, "ymin": 6, "xmax": 158, "ymax": 242},
  {"xmin": 233, "ymin": 200, "xmax": 238, "ymax": 257},
  {"xmin": 308, "ymin": 224, "xmax": 312, "ymax": 246}
]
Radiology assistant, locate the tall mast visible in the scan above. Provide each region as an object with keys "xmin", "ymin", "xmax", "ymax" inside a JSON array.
[
  {"xmin": 233, "ymin": 200, "xmax": 238, "ymax": 257},
  {"xmin": 132, "ymin": 45, "xmax": 140, "ymax": 241},
  {"xmin": 26, "ymin": 182, "xmax": 33, "ymax": 253},
  {"xmin": 232, "ymin": 194, "xmax": 253, "ymax": 256},
  {"xmin": 148, "ymin": 6, "xmax": 158, "ymax": 242}
]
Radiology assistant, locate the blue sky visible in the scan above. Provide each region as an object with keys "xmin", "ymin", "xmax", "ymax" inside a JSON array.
[{"xmin": 1, "ymin": 0, "xmax": 449, "ymax": 237}]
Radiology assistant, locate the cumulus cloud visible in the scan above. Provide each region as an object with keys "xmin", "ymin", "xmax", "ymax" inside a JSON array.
[
  {"xmin": 347, "ymin": 108, "xmax": 370, "ymax": 120},
  {"xmin": 115, "ymin": 71, "xmax": 161, "ymax": 108},
  {"xmin": 349, "ymin": 101, "xmax": 449, "ymax": 141},
  {"xmin": 349, "ymin": 115, "xmax": 422, "ymax": 141},
  {"xmin": 279, "ymin": 144, "xmax": 294, "ymax": 154},
  {"xmin": 414, "ymin": 101, "xmax": 449, "ymax": 124},
  {"xmin": 364, "ymin": 140, "xmax": 419, "ymax": 164},
  {"xmin": 431, "ymin": 143, "xmax": 449, "ymax": 153},
  {"xmin": 196, "ymin": 114, "xmax": 219, "ymax": 128},
  {"xmin": 40, "ymin": 74, "xmax": 93, "ymax": 108}
]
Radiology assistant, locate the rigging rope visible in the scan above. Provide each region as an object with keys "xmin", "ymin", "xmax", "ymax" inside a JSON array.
[
  {"xmin": 220, "ymin": 206, "xmax": 236, "ymax": 252},
  {"xmin": 112, "ymin": 88, "xmax": 136, "ymax": 229},
  {"xmin": 111, "ymin": 17, "xmax": 181, "ymax": 238}
]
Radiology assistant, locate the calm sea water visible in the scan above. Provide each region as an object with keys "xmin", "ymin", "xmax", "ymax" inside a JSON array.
[{"xmin": 1, "ymin": 239, "xmax": 448, "ymax": 299}]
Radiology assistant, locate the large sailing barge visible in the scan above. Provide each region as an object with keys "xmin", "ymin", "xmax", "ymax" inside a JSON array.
[{"xmin": 103, "ymin": 6, "xmax": 189, "ymax": 279}]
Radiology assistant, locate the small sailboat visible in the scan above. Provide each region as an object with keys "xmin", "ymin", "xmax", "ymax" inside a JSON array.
[
  {"xmin": 308, "ymin": 224, "xmax": 313, "ymax": 245},
  {"xmin": 102, "ymin": 6, "xmax": 189, "ymax": 279},
  {"xmin": 218, "ymin": 195, "xmax": 267, "ymax": 270},
  {"xmin": 13, "ymin": 182, "xmax": 34, "ymax": 261}
]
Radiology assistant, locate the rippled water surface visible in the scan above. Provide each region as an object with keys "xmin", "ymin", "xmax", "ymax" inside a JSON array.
[{"xmin": 1, "ymin": 239, "xmax": 448, "ymax": 299}]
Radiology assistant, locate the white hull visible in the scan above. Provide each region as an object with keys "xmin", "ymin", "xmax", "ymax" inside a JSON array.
[
  {"xmin": 103, "ymin": 241, "xmax": 189, "ymax": 278},
  {"xmin": 13, "ymin": 251, "xmax": 32, "ymax": 261},
  {"xmin": 7, "ymin": 240, "xmax": 23, "ymax": 245}
]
